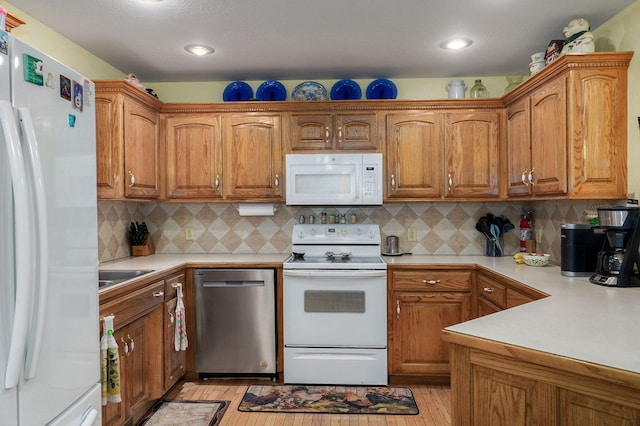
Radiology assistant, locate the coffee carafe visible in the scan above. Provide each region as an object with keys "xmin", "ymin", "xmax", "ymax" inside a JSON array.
[{"xmin": 590, "ymin": 206, "xmax": 640, "ymax": 287}]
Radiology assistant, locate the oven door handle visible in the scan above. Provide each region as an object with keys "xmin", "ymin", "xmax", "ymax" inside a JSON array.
[{"xmin": 283, "ymin": 270, "xmax": 387, "ymax": 278}]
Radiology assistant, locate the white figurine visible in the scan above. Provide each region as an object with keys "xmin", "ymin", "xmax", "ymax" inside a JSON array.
[{"xmin": 561, "ymin": 18, "xmax": 595, "ymax": 54}]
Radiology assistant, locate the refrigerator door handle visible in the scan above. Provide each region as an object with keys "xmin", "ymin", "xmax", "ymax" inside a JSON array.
[
  {"xmin": 18, "ymin": 107, "xmax": 49, "ymax": 380},
  {"xmin": 0, "ymin": 100, "xmax": 34, "ymax": 390}
]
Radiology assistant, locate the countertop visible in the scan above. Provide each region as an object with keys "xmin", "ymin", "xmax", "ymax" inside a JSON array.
[{"xmin": 100, "ymin": 253, "xmax": 640, "ymax": 375}]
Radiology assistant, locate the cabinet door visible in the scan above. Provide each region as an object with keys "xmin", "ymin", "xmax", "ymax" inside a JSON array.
[
  {"xmin": 288, "ymin": 114, "xmax": 333, "ymax": 150},
  {"xmin": 444, "ymin": 111, "xmax": 500, "ymax": 198},
  {"xmin": 506, "ymin": 98, "xmax": 532, "ymax": 197},
  {"xmin": 558, "ymin": 389, "xmax": 640, "ymax": 426},
  {"xmin": 96, "ymin": 93, "xmax": 124, "ymax": 199},
  {"xmin": 473, "ymin": 364, "xmax": 546, "ymax": 426},
  {"xmin": 568, "ymin": 69, "xmax": 627, "ymax": 199},
  {"xmin": 390, "ymin": 291, "xmax": 471, "ymax": 376},
  {"xmin": 165, "ymin": 115, "xmax": 222, "ymax": 199},
  {"xmin": 101, "ymin": 326, "xmax": 128, "ymax": 426},
  {"xmin": 164, "ymin": 298, "xmax": 186, "ymax": 391},
  {"xmin": 122, "ymin": 316, "xmax": 150, "ymax": 418},
  {"xmin": 530, "ymin": 77, "xmax": 567, "ymax": 196},
  {"xmin": 385, "ymin": 112, "xmax": 442, "ymax": 199},
  {"xmin": 335, "ymin": 113, "xmax": 378, "ymax": 150},
  {"xmin": 123, "ymin": 99, "xmax": 160, "ymax": 199},
  {"xmin": 222, "ymin": 115, "xmax": 283, "ymax": 200}
]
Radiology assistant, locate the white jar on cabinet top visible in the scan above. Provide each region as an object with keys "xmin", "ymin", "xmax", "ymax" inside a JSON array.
[{"xmin": 446, "ymin": 80, "xmax": 466, "ymax": 98}]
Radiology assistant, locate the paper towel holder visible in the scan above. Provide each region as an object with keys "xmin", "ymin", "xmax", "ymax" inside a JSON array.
[{"xmin": 237, "ymin": 203, "xmax": 278, "ymax": 216}]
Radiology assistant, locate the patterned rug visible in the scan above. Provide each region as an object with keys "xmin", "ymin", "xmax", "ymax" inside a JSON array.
[
  {"xmin": 137, "ymin": 399, "xmax": 229, "ymax": 425},
  {"xmin": 238, "ymin": 385, "xmax": 419, "ymax": 415}
]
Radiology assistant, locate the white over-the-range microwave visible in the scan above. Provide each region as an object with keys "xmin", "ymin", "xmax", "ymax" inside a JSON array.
[{"xmin": 285, "ymin": 153, "xmax": 383, "ymax": 205}]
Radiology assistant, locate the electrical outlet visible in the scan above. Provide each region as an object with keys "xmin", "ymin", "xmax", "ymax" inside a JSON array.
[
  {"xmin": 185, "ymin": 227, "xmax": 194, "ymax": 241},
  {"xmin": 407, "ymin": 227, "xmax": 417, "ymax": 242}
]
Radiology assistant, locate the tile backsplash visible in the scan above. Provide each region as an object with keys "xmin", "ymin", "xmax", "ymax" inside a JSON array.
[{"xmin": 98, "ymin": 200, "xmax": 612, "ymax": 265}]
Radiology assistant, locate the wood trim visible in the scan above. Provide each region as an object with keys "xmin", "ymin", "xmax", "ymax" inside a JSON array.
[
  {"xmin": 6, "ymin": 13, "xmax": 25, "ymax": 32},
  {"xmin": 442, "ymin": 330, "xmax": 640, "ymax": 391}
]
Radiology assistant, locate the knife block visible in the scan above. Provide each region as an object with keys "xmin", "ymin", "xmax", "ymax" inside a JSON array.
[{"xmin": 132, "ymin": 234, "xmax": 155, "ymax": 257}]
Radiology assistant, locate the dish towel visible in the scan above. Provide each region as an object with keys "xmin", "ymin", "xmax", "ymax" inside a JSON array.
[
  {"xmin": 174, "ymin": 284, "xmax": 188, "ymax": 351},
  {"xmin": 100, "ymin": 315, "xmax": 121, "ymax": 405}
]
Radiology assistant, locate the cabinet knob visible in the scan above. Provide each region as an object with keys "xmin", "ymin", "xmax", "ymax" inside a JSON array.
[
  {"xmin": 483, "ymin": 287, "xmax": 494, "ymax": 293},
  {"xmin": 275, "ymin": 174, "xmax": 279, "ymax": 189},
  {"xmin": 396, "ymin": 299, "xmax": 400, "ymax": 317},
  {"xmin": 390, "ymin": 174, "xmax": 396, "ymax": 190},
  {"xmin": 528, "ymin": 168, "xmax": 535, "ymax": 185},
  {"xmin": 448, "ymin": 173, "xmax": 453, "ymax": 192},
  {"xmin": 521, "ymin": 169, "xmax": 529, "ymax": 186},
  {"xmin": 215, "ymin": 174, "xmax": 220, "ymax": 191},
  {"xmin": 325, "ymin": 127, "xmax": 330, "ymax": 144},
  {"xmin": 128, "ymin": 170, "xmax": 135, "ymax": 188},
  {"xmin": 422, "ymin": 279, "xmax": 441, "ymax": 285},
  {"xmin": 337, "ymin": 126, "xmax": 343, "ymax": 143}
]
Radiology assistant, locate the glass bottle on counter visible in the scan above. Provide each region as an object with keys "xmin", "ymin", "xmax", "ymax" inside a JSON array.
[{"xmin": 470, "ymin": 79, "xmax": 489, "ymax": 98}]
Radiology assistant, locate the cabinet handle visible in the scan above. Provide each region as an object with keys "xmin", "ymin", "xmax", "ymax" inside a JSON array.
[
  {"xmin": 337, "ymin": 126, "xmax": 343, "ymax": 143},
  {"xmin": 215, "ymin": 174, "xmax": 220, "ymax": 191},
  {"xmin": 325, "ymin": 127, "xmax": 330, "ymax": 144},
  {"xmin": 128, "ymin": 170, "xmax": 135, "ymax": 188},
  {"xmin": 528, "ymin": 168, "xmax": 535, "ymax": 186},
  {"xmin": 396, "ymin": 299, "xmax": 400, "ymax": 317},
  {"xmin": 168, "ymin": 311, "xmax": 174, "ymax": 325},
  {"xmin": 275, "ymin": 174, "xmax": 279, "ymax": 189},
  {"xmin": 522, "ymin": 169, "xmax": 529, "ymax": 186},
  {"xmin": 121, "ymin": 337, "xmax": 129, "ymax": 355},
  {"xmin": 448, "ymin": 173, "xmax": 453, "ymax": 192},
  {"xmin": 422, "ymin": 279, "xmax": 441, "ymax": 285},
  {"xmin": 483, "ymin": 287, "xmax": 494, "ymax": 293},
  {"xmin": 171, "ymin": 282, "xmax": 182, "ymax": 289},
  {"xmin": 153, "ymin": 291, "xmax": 164, "ymax": 297},
  {"xmin": 390, "ymin": 174, "xmax": 396, "ymax": 190},
  {"xmin": 128, "ymin": 334, "xmax": 135, "ymax": 352}
]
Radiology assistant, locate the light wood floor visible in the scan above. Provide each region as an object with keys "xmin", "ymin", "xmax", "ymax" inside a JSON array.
[{"xmin": 164, "ymin": 379, "xmax": 451, "ymax": 425}]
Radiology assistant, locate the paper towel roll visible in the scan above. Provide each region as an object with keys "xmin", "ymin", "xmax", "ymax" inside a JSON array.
[{"xmin": 237, "ymin": 203, "xmax": 277, "ymax": 216}]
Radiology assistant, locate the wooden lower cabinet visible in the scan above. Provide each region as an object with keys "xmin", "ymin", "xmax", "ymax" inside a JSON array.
[
  {"xmin": 444, "ymin": 336, "xmax": 640, "ymax": 426},
  {"xmin": 164, "ymin": 297, "xmax": 186, "ymax": 390},
  {"xmin": 475, "ymin": 269, "xmax": 547, "ymax": 317},
  {"xmin": 388, "ymin": 268, "xmax": 472, "ymax": 380}
]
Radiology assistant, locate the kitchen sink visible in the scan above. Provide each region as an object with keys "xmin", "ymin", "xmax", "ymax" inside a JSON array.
[{"xmin": 98, "ymin": 269, "xmax": 154, "ymax": 289}]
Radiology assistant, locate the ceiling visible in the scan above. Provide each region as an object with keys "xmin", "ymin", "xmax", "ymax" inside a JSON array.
[{"xmin": 10, "ymin": 0, "xmax": 635, "ymax": 82}]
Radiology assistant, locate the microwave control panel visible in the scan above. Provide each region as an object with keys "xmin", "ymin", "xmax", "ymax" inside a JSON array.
[{"xmin": 362, "ymin": 154, "xmax": 382, "ymax": 204}]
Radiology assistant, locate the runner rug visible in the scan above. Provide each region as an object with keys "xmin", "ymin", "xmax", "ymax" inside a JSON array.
[
  {"xmin": 137, "ymin": 399, "xmax": 229, "ymax": 425},
  {"xmin": 238, "ymin": 385, "xmax": 419, "ymax": 415}
]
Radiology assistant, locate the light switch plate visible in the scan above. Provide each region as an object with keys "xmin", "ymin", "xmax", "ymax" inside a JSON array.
[
  {"xmin": 185, "ymin": 227, "xmax": 194, "ymax": 241},
  {"xmin": 408, "ymin": 227, "xmax": 417, "ymax": 242}
]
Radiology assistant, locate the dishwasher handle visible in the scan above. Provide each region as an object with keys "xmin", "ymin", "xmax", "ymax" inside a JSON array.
[{"xmin": 200, "ymin": 280, "xmax": 265, "ymax": 288}]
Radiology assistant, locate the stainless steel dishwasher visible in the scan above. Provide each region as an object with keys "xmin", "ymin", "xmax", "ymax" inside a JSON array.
[{"xmin": 194, "ymin": 268, "xmax": 276, "ymax": 377}]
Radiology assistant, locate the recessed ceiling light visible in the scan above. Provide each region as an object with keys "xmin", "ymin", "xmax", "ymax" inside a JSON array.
[
  {"xmin": 184, "ymin": 44, "xmax": 215, "ymax": 56},
  {"xmin": 440, "ymin": 38, "xmax": 473, "ymax": 50}
]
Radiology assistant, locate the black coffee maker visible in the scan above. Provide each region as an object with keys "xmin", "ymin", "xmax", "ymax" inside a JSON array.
[{"xmin": 590, "ymin": 206, "xmax": 640, "ymax": 287}]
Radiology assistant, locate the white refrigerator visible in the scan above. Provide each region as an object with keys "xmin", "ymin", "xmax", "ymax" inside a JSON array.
[{"xmin": 0, "ymin": 36, "xmax": 101, "ymax": 425}]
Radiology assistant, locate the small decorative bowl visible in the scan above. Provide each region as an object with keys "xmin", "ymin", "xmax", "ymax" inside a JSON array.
[{"xmin": 523, "ymin": 253, "xmax": 550, "ymax": 267}]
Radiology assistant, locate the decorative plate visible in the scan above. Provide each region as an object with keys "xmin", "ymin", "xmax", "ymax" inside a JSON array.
[
  {"xmin": 256, "ymin": 80, "xmax": 286, "ymax": 101},
  {"xmin": 291, "ymin": 81, "xmax": 328, "ymax": 101},
  {"xmin": 330, "ymin": 79, "xmax": 362, "ymax": 100},
  {"xmin": 366, "ymin": 78, "xmax": 398, "ymax": 99},
  {"xmin": 223, "ymin": 81, "xmax": 253, "ymax": 101}
]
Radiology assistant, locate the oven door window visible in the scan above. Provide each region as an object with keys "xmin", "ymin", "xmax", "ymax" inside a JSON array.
[{"xmin": 304, "ymin": 290, "xmax": 365, "ymax": 313}]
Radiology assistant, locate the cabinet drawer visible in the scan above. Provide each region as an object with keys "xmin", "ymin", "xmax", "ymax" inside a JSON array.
[
  {"xmin": 392, "ymin": 270, "xmax": 471, "ymax": 292},
  {"xmin": 476, "ymin": 276, "xmax": 506, "ymax": 309},
  {"xmin": 100, "ymin": 281, "xmax": 165, "ymax": 328},
  {"xmin": 164, "ymin": 272, "xmax": 185, "ymax": 300}
]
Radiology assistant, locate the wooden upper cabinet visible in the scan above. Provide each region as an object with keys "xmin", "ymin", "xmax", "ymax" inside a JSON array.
[
  {"xmin": 444, "ymin": 111, "xmax": 500, "ymax": 199},
  {"xmin": 568, "ymin": 67, "xmax": 628, "ymax": 198},
  {"xmin": 222, "ymin": 114, "xmax": 283, "ymax": 201},
  {"xmin": 287, "ymin": 112, "xmax": 379, "ymax": 151},
  {"xmin": 124, "ymin": 99, "xmax": 161, "ymax": 199},
  {"xmin": 95, "ymin": 81, "xmax": 162, "ymax": 200},
  {"xmin": 385, "ymin": 112, "xmax": 443, "ymax": 200},
  {"xmin": 164, "ymin": 114, "xmax": 222, "ymax": 200},
  {"xmin": 505, "ymin": 52, "xmax": 631, "ymax": 200}
]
